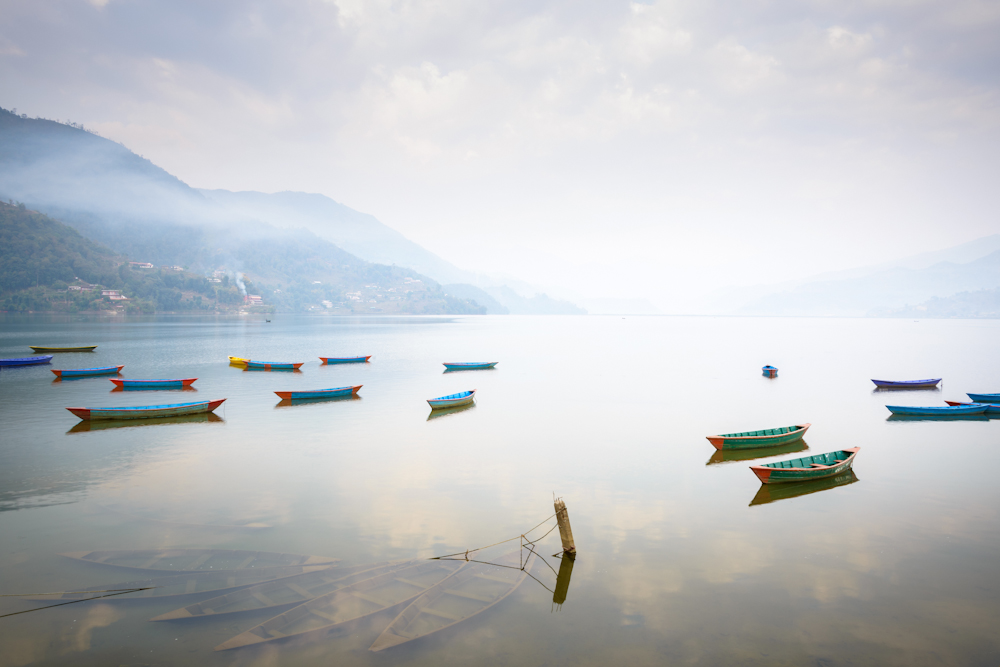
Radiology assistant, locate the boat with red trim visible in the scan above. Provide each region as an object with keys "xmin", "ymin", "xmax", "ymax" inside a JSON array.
[
  {"xmin": 274, "ymin": 385, "xmax": 362, "ymax": 400},
  {"xmin": 66, "ymin": 399, "xmax": 226, "ymax": 421},
  {"xmin": 319, "ymin": 356, "xmax": 371, "ymax": 364},
  {"xmin": 706, "ymin": 424, "xmax": 810, "ymax": 450},
  {"xmin": 750, "ymin": 448, "xmax": 860, "ymax": 484},
  {"xmin": 246, "ymin": 360, "xmax": 303, "ymax": 371},
  {"xmin": 111, "ymin": 378, "xmax": 197, "ymax": 389},
  {"xmin": 51, "ymin": 365, "xmax": 123, "ymax": 378}
]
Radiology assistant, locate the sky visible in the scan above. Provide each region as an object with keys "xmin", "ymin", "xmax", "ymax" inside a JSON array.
[{"xmin": 2, "ymin": 0, "xmax": 999, "ymax": 309}]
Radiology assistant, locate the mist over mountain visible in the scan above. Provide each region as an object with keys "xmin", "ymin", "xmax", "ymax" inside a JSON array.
[{"xmin": 0, "ymin": 108, "xmax": 584, "ymax": 314}]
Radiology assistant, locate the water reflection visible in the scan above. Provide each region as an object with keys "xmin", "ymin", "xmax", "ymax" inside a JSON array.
[
  {"xmin": 705, "ymin": 441, "xmax": 809, "ymax": 465},
  {"xmin": 886, "ymin": 413, "xmax": 990, "ymax": 422},
  {"xmin": 51, "ymin": 374, "xmax": 122, "ymax": 384},
  {"xmin": 67, "ymin": 412, "xmax": 225, "ymax": 433},
  {"xmin": 871, "ymin": 387, "xmax": 942, "ymax": 394},
  {"xmin": 749, "ymin": 471, "xmax": 859, "ymax": 506},
  {"xmin": 426, "ymin": 403, "xmax": 477, "ymax": 421},
  {"xmin": 443, "ymin": 367, "xmax": 497, "ymax": 374},
  {"xmin": 111, "ymin": 385, "xmax": 198, "ymax": 393},
  {"xmin": 552, "ymin": 553, "xmax": 575, "ymax": 608},
  {"xmin": 275, "ymin": 395, "xmax": 362, "ymax": 409}
]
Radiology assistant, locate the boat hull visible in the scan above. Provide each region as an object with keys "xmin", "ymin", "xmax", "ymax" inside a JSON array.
[
  {"xmin": 427, "ymin": 390, "xmax": 476, "ymax": 409},
  {"xmin": 228, "ymin": 356, "xmax": 249, "ymax": 366},
  {"xmin": 706, "ymin": 424, "xmax": 810, "ymax": 450},
  {"xmin": 762, "ymin": 365, "xmax": 778, "ymax": 378},
  {"xmin": 246, "ymin": 361, "xmax": 303, "ymax": 371},
  {"xmin": 872, "ymin": 378, "xmax": 941, "ymax": 388},
  {"xmin": 110, "ymin": 378, "xmax": 197, "ymax": 389},
  {"xmin": 751, "ymin": 448, "xmax": 859, "ymax": 484},
  {"xmin": 0, "ymin": 355, "xmax": 53, "ymax": 367},
  {"xmin": 967, "ymin": 393, "xmax": 1000, "ymax": 403},
  {"xmin": 30, "ymin": 346, "xmax": 97, "ymax": 352},
  {"xmin": 319, "ymin": 356, "xmax": 371, "ymax": 364},
  {"xmin": 52, "ymin": 365, "xmax": 123, "ymax": 378},
  {"xmin": 275, "ymin": 385, "xmax": 362, "ymax": 400},
  {"xmin": 886, "ymin": 404, "xmax": 986, "ymax": 416},
  {"xmin": 442, "ymin": 362, "xmax": 497, "ymax": 371},
  {"xmin": 66, "ymin": 398, "xmax": 226, "ymax": 421}
]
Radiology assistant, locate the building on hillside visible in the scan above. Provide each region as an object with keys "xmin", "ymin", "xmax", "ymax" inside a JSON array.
[
  {"xmin": 128, "ymin": 261, "xmax": 154, "ymax": 269},
  {"xmin": 246, "ymin": 295, "xmax": 263, "ymax": 305},
  {"xmin": 321, "ymin": 300, "xmax": 333, "ymax": 308}
]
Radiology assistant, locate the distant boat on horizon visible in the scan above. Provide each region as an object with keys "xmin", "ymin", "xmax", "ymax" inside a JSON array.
[{"xmin": 443, "ymin": 362, "xmax": 497, "ymax": 371}]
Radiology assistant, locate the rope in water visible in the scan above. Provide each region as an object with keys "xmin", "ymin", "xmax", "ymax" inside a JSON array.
[
  {"xmin": 431, "ymin": 512, "xmax": 558, "ymax": 561},
  {"xmin": 0, "ymin": 587, "xmax": 157, "ymax": 619},
  {"xmin": 0, "ymin": 588, "xmax": 156, "ymax": 597}
]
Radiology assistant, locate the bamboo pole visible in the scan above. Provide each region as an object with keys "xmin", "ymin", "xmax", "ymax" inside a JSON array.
[{"xmin": 554, "ymin": 497, "xmax": 576, "ymax": 554}]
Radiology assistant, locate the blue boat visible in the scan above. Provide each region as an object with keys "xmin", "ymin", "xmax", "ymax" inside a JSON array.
[
  {"xmin": 319, "ymin": 356, "xmax": 371, "ymax": 365},
  {"xmin": 946, "ymin": 401, "xmax": 1000, "ymax": 415},
  {"xmin": 52, "ymin": 365, "xmax": 123, "ymax": 378},
  {"xmin": 246, "ymin": 361, "xmax": 304, "ymax": 371},
  {"xmin": 275, "ymin": 385, "xmax": 362, "ymax": 400},
  {"xmin": 427, "ymin": 390, "xmax": 476, "ymax": 409},
  {"xmin": 442, "ymin": 362, "xmax": 497, "ymax": 371},
  {"xmin": 111, "ymin": 378, "xmax": 197, "ymax": 389},
  {"xmin": 762, "ymin": 365, "xmax": 778, "ymax": 378},
  {"xmin": 0, "ymin": 355, "xmax": 53, "ymax": 367},
  {"xmin": 872, "ymin": 378, "xmax": 941, "ymax": 389},
  {"xmin": 967, "ymin": 392, "xmax": 1000, "ymax": 403},
  {"xmin": 886, "ymin": 403, "xmax": 987, "ymax": 416}
]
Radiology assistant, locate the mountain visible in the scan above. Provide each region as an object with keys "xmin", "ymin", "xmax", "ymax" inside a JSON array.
[
  {"xmin": 736, "ymin": 250, "xmax": 1000, "ymax": 317},
  {"xmin": 869, "ymin": 287, "xmax": 1000, "ymax": 319}
]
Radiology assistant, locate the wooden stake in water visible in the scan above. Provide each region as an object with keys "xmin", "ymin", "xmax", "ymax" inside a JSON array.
[{"xmin": 554, "ymin": 497, "xmax": 576, "ymax": 554}]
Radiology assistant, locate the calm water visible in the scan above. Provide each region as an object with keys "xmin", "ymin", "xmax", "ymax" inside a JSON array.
[{"xmin": 1, "ymin": 314, "xmax": 999, "ymax": 666}]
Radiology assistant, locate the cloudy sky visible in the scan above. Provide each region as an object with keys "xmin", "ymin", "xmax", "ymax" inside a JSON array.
[{"xmin": 2, "ymin": 0, "xmax": 999, "ymax": 308}]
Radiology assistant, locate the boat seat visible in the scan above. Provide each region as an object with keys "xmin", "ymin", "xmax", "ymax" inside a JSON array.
[{"xmin": 809, "ymin": 463, "xmax": 828, "ymax": 468}]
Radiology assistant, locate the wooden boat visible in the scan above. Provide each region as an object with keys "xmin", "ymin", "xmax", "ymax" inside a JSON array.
[
  {"xmin": 427, "ymin": 390, "xmax": 476, "ymax": 410},
  {"xmin": 706, "ymin": 441, "xmax": 808, "ymax": 466},
  {"xmin": 706, "ymin": 424, "xmax": 810, "ymax": 450},
  {"xmin": 60, "ymin": 549, "xmax": 338, "ymax": 573},
  {"xmin": 370, "ymin": 550, "xmax": 530, "ymax": 652},
  {"xmin": 967, "ymin": 392, "xmax": 1000, "ymax": 403},
  {"xmin": 215, "ymin": 559, "xmax": 464, "ymax": 651},
  {"xmin": 65, "ymin": 399, "xmax": 226, "ymax": 421},
  {"xmin": 22, "ymin": 565, "xmax": 328, "ymax": 602},
  {"xmin": 228, "ymin": 356, "xmax": 249, "ymax": 366},
  {"xmin": 152, "ymin": 561, "xmax": 404, "ymax": 621},
  {"xmin": 111, "ymin": 378, "xmax": 197, "ymax": 389},
  {"xmin": 885, "ymin": 403, "xmax": 986, "ymax": 416},
  {"xmin": 750, "ymin": 448, "xmax": 860, "ymax": 484},
  {"xmin": 750, "ymin": 471, "xmax": 859, "ymax": 506},
  {"xmin": 871, "ymin": 378, "xmax": 941, "ymax": 389},
  {"xmin": 0, "ymin": 355, "xmax": 53, "ymax": 367},
  {"xmin": 442, "ymin": 362, "xmax": 498, "ymax": 371},
  {"xmin": 30, "ymin": 345, "xmax": 97, "ymax": 352},
  {"xmin": 762, "ymin": 365, "xmax": 778, "ymax": 378},
  {"xmin": 274, "ymin": 385, "xmax": 361, "ymax": 400},
  {"xmin": 319, "ymin": 356, "xmax": 371, "ymax": 364},
  {"xmin": 946, "ymin": 400, "xmax": 1000, "ymax": 415},
  {"xmin": 246, "ymin": 360, "xmax": 304, "ymax": 371},
  {"xmin": 68, "ymin": 413, "xmax": 223, "ymax": 433},
  {"xmin": 51, "ymin": 365, "xmax": 123, "ymax": 378}
]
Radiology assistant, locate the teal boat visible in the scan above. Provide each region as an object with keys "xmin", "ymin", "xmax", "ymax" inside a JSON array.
[
  {"xmin": 750, "ymin": 447, "xmax": 859, "ymax": 484},
  {"xmin": 706, "ymin": 423, "xmax": 810, "ymax": 450}
]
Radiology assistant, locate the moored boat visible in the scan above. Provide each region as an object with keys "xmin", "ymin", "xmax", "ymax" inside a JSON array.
[
  {"xmin": 946, "ymin": 400, "xmax": 1000, "ymax": 415},
  {"xmin": 319, "ymin": 356, "xmax": 371, "ymax": 364},
  {"xmin": 228, "ymin": 356, "xmax": 249, "ymax": 366},
  {"xmin": 59, "ymin": 548, "xmax": 338, "ymax": 573},
  {"xmin": 967, "ymin": 392, "xmax": 1000, "ymax": 403},
  {"xmin": 152, "ymin": 561, "xmax": 403, "ymax": 621},
  {"xmin": 66, "ymin": 399, "xmax": 226, "ymax": 421},
  {"xmin": 22, "ymin": 565, "xmax": 329, "ymax": 602},
  {"xmin": 762, "ymin": 365, "xmax": 778, "ymax": 378},
  {"xmin": 274, "ymin": 385, "xmax": 361, "ymax": 400},
  {"xmin": 750, "ymin": 447, "xmax": 860, "ymax": 484},
  {"xmin": 215, "ymin": 559, "xmax": 464, "ymax": 650},
  {"xmin": 885, "ymin": 403, "xmax": 986, "ymax": 416},
  {"xmin": 443, "ymin": 362, "xmax": 498, "ymax": 371},
  {"xmin": 30, "ymin": 345, "xmax": 98, "ymax": 352},
  {"xmin": 111, "ymin": 378, "xmax": 197, "ymax": 389},
  {"xmin": 0, "ymin": 355, "xmax": 53, "ymax": 367},
  {"xmin": 427, "ymin": 390, "xmax": 476, "ymax": 410},
  {"xmin": 51, "ymin": 365, "xmax": 123, "ymax": 378},
  {"xmin": 871, "ymin": 378, "xmax": 941, "ymax": 389},
  {"xmin": 706, "ymin": 424, "xmax": 810, "ymax": 450},
  {"xmin": 246, "ymin": 360, "xmax": 303, "ymax": 371},
  {"xmin": 370, "ymin": 550, "xmax": 531, "ymax": 652}
]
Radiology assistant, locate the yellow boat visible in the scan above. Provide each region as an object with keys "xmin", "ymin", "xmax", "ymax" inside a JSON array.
[{"xmin": 228, "ymin": 356, "xmax": 249, "ymax": 366}]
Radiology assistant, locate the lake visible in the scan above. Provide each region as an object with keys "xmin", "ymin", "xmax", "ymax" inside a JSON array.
[{"xmin": 1, "ymin": 314, "xmax": 998, "ymax": 666}]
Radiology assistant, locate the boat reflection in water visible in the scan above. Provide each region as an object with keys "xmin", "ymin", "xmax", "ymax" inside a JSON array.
[
  {"xmin": 275, "ymin": 395, "xmax": 361, "ymax": 409},
  {"xmin": 67, "ymin": 412, "xmax": 224, "ymax": 433},
  {"xmin": 426, "ymin": 402, "xmax": 477, "ymax": 421},
  {"xmin": 750, "ymin": 470, "xmax": 859, "ymax": 507},
  {"xmin": 886, "ymin": 413, "xmax": 989, "ymax": 423},
  {"xmin": 112, "ymin": 385, "xmax": 198, "ymax": 393},
  {"xmin": 706, "ymin": 440, "xmax": 809, "ymax": 466}
]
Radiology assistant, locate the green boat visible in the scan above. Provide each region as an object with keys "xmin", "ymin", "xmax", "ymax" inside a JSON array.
[
  {"xmin": 706, "ymin": 423, "xmax": 810, "ymax": 450},
  {"xmin": 750, "ymin": 447, "xmax": 859, "ymax": 484}
]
